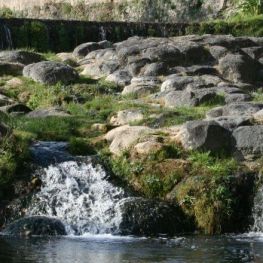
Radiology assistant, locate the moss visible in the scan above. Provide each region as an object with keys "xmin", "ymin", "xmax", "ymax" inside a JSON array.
[
  {"xmin": 68, "ymin": 137, "xmax": 96, "ymax": 156},
  {"xmin": 186, "ymin": 15, "xmax": 263, "ymax": 37},
  {"xmin": 0, "ymin": 130, "xmax": 34, "ymax": 198},
  {"xmin": 102, "ymin": 147, "xmax": 239, "ymax": 234}
]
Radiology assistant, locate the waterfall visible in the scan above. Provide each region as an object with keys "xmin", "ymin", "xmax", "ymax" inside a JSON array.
[
  {"xmin": 251, "ymin": 183, "xmax": 263, "ymax": 232},
  {"xmin": 27, "ymin": 142, "xmax": 127, "ymax": 236},
  {"xmin": 0, "ymin": 23, "xmax": 13, "ymax": 50},
  {"xmin": 99, "ymin": 26, "xmax": 107, "ymax": 41}
]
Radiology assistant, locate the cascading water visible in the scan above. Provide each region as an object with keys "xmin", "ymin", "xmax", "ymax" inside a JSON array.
[
  {"xmin": 27, "ymin": 142, "xmax": 128, "ymax": 236},
  {"xmin": 0, "ymin": 23, "xmax": 13, "ymax": 49},
  {"xmin": 99, "ymin": 26, "xmax": 107, "ymax": 41}
]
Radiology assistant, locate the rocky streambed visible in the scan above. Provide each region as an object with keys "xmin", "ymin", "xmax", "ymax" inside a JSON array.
[{"xmin": 0, "ymin": 34, "xmax": 262, "ymax": 236}]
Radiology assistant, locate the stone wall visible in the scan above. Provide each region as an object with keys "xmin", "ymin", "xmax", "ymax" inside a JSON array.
[{"xmin": 0, "ymin": 0, "xmax": 235, "ymax": 22}]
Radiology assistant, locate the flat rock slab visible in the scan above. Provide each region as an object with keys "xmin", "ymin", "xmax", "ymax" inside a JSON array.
[{"xmin": 23, "ymin": 61, "xmax": 79, "ymax": 85}]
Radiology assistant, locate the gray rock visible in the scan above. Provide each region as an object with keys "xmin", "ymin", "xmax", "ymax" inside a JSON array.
[
  {"xmin": 27, "ymin": 107, "xmax": 70, "ymax": 118},
  {"xmin": 142, "ymin": 44, "xmax": 183, "ymax": 65},
  {"xmin": 119, "ymin": 197, "xmax": 193, "ymax": 236},
  {"xmin": 176, "ymin": 41, "xmax": 214, "ymax": 65},
  {"xmin": 105, "ymin": 125, "xmax": 153, "ymax": 156},
  {"xmin": 180, "ymin": 120, "xmax": 232, "ymax": 152},
  {"xmin": 161, "ymin": 75, "xmax": 221, "ymax": 92},
  {"xmin": 73, "ymin": 42, "xmax": 100, "ymax": 58},
  {"xmin": 206, "ymin": 103, "xmax": 263, "ymax": 118},
  {"xmin": 23, "ymin": 61, "xmax": 79, "ymax": 85},
  {"xmin": 3, "ymin": 216, "xmax": 66, "ymax": 236},
  {"xmin": 127, "ymin": 58, "xmax": 151, "ymax": 76},
  {"xmin": 241, "ymin": 46, "xmax": 263, "ymax": 60},
  {"xmin": 233, "ymin": 126, "xmax": 263, "ymax": 160},
  {"xmin": 209, "ymin": 45, "xmax": 229, "ymax": 60},
  {"xmin": 218, "ymin": 54, "xmax": 261, "ymax": 83},
  {"xmin": 224, "ymin": 93, "xmax": 251, "ymax": 104},
  {"xmin": 122, "ymin": 77, "xmax": 160, "ymax": 97},
  {"xmin": 164, "ymin": 88, "xmax": 218, "ymax": 107},
  {"xmin": 0, "ymin": 103, "xmax": 31, "ymax": 115},
  {"xmin": 171, "ymin": 65, "xmax": 218, "ymax": 76},
  {"xmin": 142, "ymin": 62, "xmax": 168, "ymax": 76},
  {"xmin": 106, "ymin": 70, "xmax": 132, "ymax": 87},
  {"xmin": 0, "ymin": 94, "xmax": 15, "ymax": 106},
  {"xmin": 110, "ymin": 109, "xmax": 144, "ymax": 126},
  {"xmin": 209, "ymin": 116, "xmax": 252, "ymax": 131},
  {"xmin": 0, "ymin": 50, "xmax": 44, "ymax": 65}
]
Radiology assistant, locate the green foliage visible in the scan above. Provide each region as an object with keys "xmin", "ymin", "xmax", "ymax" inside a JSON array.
[
  {"xmin": 0, "ymin": 8, "xmax": 14, "ymax": 18},
  {"xmin": 69, "ymin": 137, "xmax": 96, "ymax": 156},
  {"xmin": 0, "ymin": 130, "xmax": 33, "ymax": 197},
  {"xmin": 238, "ymin": 0, "xmax": 263, "ymax": 16},
  {"xmin": 185, "ymin": 15, "xmax": 263, "ymax": 37}
]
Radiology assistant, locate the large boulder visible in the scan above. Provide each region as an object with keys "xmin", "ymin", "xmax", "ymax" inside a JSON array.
[
  {"xmin": 122, "ymin": 77, "xmax": 160, "ymax": 97},
  {"xmin": 3, "ymin": 216, "xmax": 66, "ymax": 236},
  {"xmin": 73, "ymin": 41, "xmax": 112, "ymax": 58},
  {"xmin": 23, "ymin": 61, "xmax": 79, "ymax": 85},
  {"xmin": 161, "ymin": 75, "xmax": 222, "ymax": 92},
  {"xmin": 233, "ymin": 126, "xmax": 263, "ymax": 160},
  {"xmin": 0, "ymin": 50, "xmax": 44, "ymax": 65},
  {"xmin": 110, "ymin": 109, "xmax": 144, "ymax": 126},
  {"xmin": 119, "ymin": 198, "xmax": 193, "ymax": 236},
  {"xmin": 105, "ymin": 125, "xmax": 153, "ymax": 156},
  {"xmin": 179, "ymin": 120, "xmax": 232, "ymax": 152},
  {"xmin": 106, "ymin": 70, "xmax": 132, "ymax": 87},
  {"xmin": 164, "ymin": 88, "xmax": 218, "ymax": 107},
  {"xmin": 206, "ymin": 103, "xmax": 263, "ymax": 118},
  {"xmin": 218, "ymin": 54, "xmax": 261, "ymax": 83}
]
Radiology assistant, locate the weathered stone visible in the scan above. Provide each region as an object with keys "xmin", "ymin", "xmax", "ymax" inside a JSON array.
[
  {"xmin": 134, "ymin": 141, "xmax": 163, "ymax": 155},
  {"xmin": 27, "ymin": 107, "xmax": 70, "ymax": 118},
  {"xmin": 110, "ymin": 109, "xmax": 144, "ymax": 126},
  {"xmin": 233, "ymin": 126, "xmax": 263, "ymax": 160},
  {"xmin": 142, "ymin": 62, "xmax": 168, "ymax": 76},
  {"xmin": 23, "ymin": 61, "xmax": 79, "ymax": 85},
  {"xmin": 161, "ymin": 75, "xmax": 221, "ymax": 92},
  {"xmin": 0, "ymin": 103, "xmax": 31, "ymax": 115},
  {"xmin": 56, "ymin": 52, "xmax": 77, "ymax": 66},
  {"xmin": 208, "ymin": 116, "xmax": 252, "ymax": 131},
  {"xmin": 0, "ymin": 94, "xmax": 15, "ymax": 107},
  {"xmin": 224, "ymin": 93, "xmax": 251, "ymax": 104},
  {"xmin": 3, "ymin": 216, "xmax": 66, "ymax": 236},
  {"xmin": 122, "ymin": 77, "xmax": 161, "ymax": 97},
  {"xmin": 218, "ymin": 54, "xmax": 261, "ymax": 83},
  {"xmin": 106, "ymin": 70, "xmax": 132, "ymax": 87},
  {"xmin": 0, "ymin": 50, "xmax": 44, "ymax": 65},
  {"xmin": 105, "ymin": 125, "xmax": 153, "ymax": 155},
  {"xmin": 180, "ymin": 120, "xmax": 232, "ymax": 152},
  {"xmin": 253, "ymin": 109, "xmax": 263, "ymax": 123},
  {"xmin": 206, "ymin": 103, "xmax": 263, "ymax": 118},
  {"xmin": 119, "ymin": 197, "xmax": 193, "ymax": 236},
  {"xmin": 209, "ymin": 45, "xmax": 229, "ymax": 60},
  {"xmin": 142, "ymin": 44, "xmax": 183, "ymax": 65},
  {"xmin": 164, "ymin": 88, "xmax": 218, "ymax": 107},
  {"xmin": 73, "ymin": 42, "xmax": 100, "ymax": 58}
]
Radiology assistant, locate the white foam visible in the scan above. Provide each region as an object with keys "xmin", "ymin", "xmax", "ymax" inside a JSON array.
[{"xmin": 27, "ymin": 160, "xmax": 127, "ymax": 236}]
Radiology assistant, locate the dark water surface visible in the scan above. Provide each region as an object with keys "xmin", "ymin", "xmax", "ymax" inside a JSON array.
[{"xmin": 0, "ymin": 234, "xmax": 263, "ymax": 263}]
